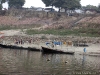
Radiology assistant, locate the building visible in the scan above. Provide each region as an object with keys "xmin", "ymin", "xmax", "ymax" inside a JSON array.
[{"xmin": 85, "ymin": 9, "xmax": 97, "ymax": 14}]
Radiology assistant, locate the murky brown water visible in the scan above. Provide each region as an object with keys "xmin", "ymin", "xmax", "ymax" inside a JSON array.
[{"xmin": 0, "ymin": 48, "xmax": 100, "ymax": 75}]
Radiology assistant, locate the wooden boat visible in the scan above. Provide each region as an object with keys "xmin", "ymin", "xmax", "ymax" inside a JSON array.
[
  {"xmin": 41, "ymin": 46, "xmax": 74, "ymax": 55},
  {"xmin": 0, "ymin": 43, "xmax": 40, "ymax": 51}
]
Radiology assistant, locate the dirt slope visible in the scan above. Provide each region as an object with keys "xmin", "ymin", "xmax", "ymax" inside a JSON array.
[{"xmin": 0, "ymin": 12, "xmax": 100, "ymax": 29}]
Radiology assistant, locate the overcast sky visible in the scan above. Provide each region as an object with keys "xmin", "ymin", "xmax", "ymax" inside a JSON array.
[
  {"xmin": 24, "ymin": 0, "xmax": 100, "ymax": 7},
  {"xmin": 2, "ymin": 0, "xmax": 100, "ymax": 9}
]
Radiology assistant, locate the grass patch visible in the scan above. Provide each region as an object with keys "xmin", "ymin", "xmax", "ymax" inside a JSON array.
[
  {"xmin": 26, "ymin": 28, "xmax": 100, "ymax": 37},
  {"xmin": 0, "ymin": 25, "xmax": 19, "ymax": 30},
  {"xmin": 0, "ymin": 24, "xmax": 41, "ymax": 31}
]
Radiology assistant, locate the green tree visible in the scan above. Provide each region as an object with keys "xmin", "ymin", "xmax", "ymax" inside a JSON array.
[
  {"xmin": 53, "ymin": 0, "xmax": 65, "ymax": 12},
  {"xmin": 54, "ymin": 0, "xmax": 81, "ymax": 12},
  {"xmin": 69, "ymin": 0, "xmax": 81, "ymax": 10},
  {"xmin": 42, "ymin": 0, "xmax": 56, "ymax": 10},
  {"xmin": 82, "ymin": 5, "xmax": 98, "ymax": 10},
  {"xmin": 62, "ymin": 0, "xmax": 81, "ymax": 12},
  {"xmin": 42, "ymin": 0, "xmax": 53, "ymax": 7},
  {"xmin": 8, "ymin": 0, "xmax": 25, "ymax": 9},
  {"xmin": 41, "ymin": 0, "xmax": 81, "ymax": 12}
]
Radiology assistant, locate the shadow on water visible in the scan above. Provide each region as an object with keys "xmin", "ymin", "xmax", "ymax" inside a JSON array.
[{"xmin": 0, "ymin": 48, "xmax": 100, "ymax": 75}]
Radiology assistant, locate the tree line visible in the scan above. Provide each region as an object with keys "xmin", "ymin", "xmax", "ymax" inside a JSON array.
[
  {"xmin": 42, "ymin": 0, "xmax": 81, "ymax": 12},
  {"xmin": 0, "ymin": 0, "xmax": 25, "ymax": 10},
  {"xmin": 42, "ymin": 0, "xmax": 100, "ymax": 12},
  {"xmin": 0, "ymin": 0, "xmax": 100, "ymax": 12}
]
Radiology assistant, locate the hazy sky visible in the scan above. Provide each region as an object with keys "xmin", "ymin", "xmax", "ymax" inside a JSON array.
[
  {"xmin": 24, "ymin": 0, "xmax": 100, "ymax": 7},
  {"xmin": 2, "ymin": 0, "xmax": 100, "ymax": 9}
]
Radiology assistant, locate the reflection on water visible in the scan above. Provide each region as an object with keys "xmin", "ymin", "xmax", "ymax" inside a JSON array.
[{"xmin": 0, "ymin": 48, "xmax": 100, "ymax": 75}]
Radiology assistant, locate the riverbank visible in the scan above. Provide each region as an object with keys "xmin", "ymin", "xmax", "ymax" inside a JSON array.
[
  {"xmin": 0, "ymin": 42, "xmax": 100, "ymax": 56},
  {"xmin": 0, "ymin": 29, "xmax": 100, "ymax": 56}
]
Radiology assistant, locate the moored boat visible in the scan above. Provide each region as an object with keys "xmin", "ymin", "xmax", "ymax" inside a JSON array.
[
  {"xmin": 0, "ymin": 43, "xmax": 41, "ymax": 51},
  {"xmin": 41, "ymin": 46, "xmax": 74, "ymax": 55}
]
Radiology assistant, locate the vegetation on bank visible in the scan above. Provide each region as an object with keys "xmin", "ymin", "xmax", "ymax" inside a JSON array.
[
  {"xmin": 0, "ymin": 23, "xmax": 99, "ymax": 37},
  {"xmin": 0, "ymin": 24, "xmax": 99, "ymax": 37},
  {"xmin": 0, "ymin": 0, "xmax": 25, "ymax": 10},
  {"xmin": 26, "ymin": 28, "xmax": 100, "ymax": 37},
  {"xmin": 0, "ymin": 26, "xmax": 17, "ymax": 30},
  {"xmin": 0, "ymin": 24, "xmax": 41, "ymax": 30}
]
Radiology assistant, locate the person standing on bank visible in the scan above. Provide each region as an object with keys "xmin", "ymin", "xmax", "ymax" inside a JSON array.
[{"xmin": 83, "ymin": 48, "xmax": 86, "ymax": 53}]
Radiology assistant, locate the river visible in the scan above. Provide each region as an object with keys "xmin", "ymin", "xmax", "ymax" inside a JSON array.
[{"xmin": 0, "ymin": 48, "xmax": 100, "ymax": 75}]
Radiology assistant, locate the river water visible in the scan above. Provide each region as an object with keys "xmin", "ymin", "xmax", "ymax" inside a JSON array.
[{"xmin": 0, "ymin": 48, "xmax": 100, "ymax": 75}]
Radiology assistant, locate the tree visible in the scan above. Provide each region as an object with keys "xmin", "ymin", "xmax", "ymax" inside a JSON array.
[
  {"xmin": 98, "ymin": 4, "xmax": 100, "ymax": 10},
  {"xmin": 41, "ymin": 0, "xmax": 81, "ymax": 12},
  {"xmin": 53, "ymin": 0, "xmax": 65, "ymax": 12},
  {"xmin": 53, "ymin": 0, "xmax": 81, "ymax": 12},
  {"xmin": 0, "ymin": 0, "xmax": 6, "ymax": 3},
  {"xmin": 42, "ymin": 0, "xmax": 56, "ymax": 10},
  {"xmin": 8, "ymin": 0, "xmax": 25, "ymax": 9},
  {"xmin": 82, "ymin": 5, "xmax": 98, "ymax": 10},
  {"xmin": 61, "ymin": 0, "xmax": 81, "ymax": 12},
  {"xmin": 42, "ymin": 0, "xmax": 53, "ymax": 7},
  {"xmin": 0, "ymin": 4, "xmax": 2, "ymax": 10},
  {"xmin": 42, "ymin": 0, "xmax": 68, "ymax": 12},
  {"xmin": 0, "ymin": 0, "xmax": 7, "ymax": 10},
  {"xmin": 69, "ymin": 0, "xmax": 81, "ymax": 10}
]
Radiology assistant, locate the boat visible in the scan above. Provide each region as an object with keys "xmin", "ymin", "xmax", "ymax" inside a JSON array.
[
  {"xmin": 41, "ymin": 46, "xmax": 74, "ymax": 55},
  {"xmin": 0, "ymin": 43, "xmax": 41, "ymax": 51}
]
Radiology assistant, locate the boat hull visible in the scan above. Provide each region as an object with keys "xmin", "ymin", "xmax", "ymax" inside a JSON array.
[
  {"xmin": 41, "ymin": 46, "xmax": 74, "ymax": 54},
  {"xmin": 0, "ymin": 44, "xmax": 40, "ymax": 51}
]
